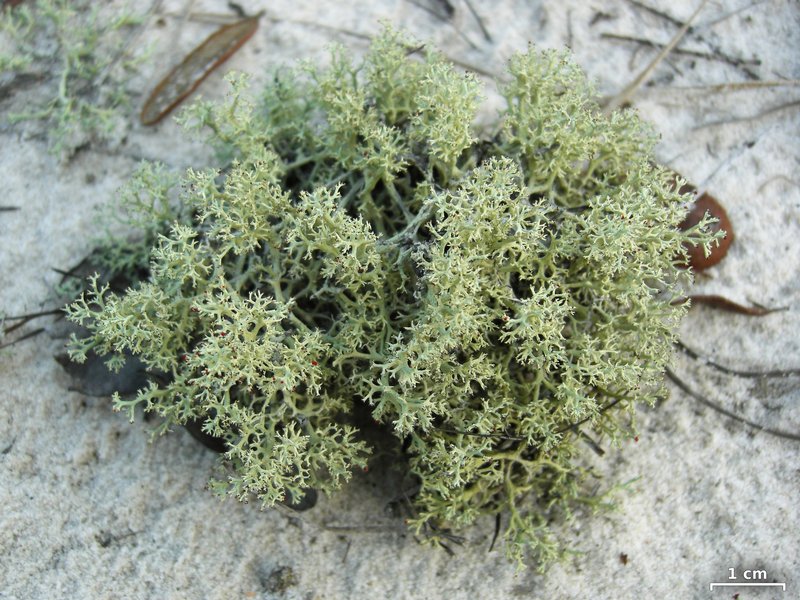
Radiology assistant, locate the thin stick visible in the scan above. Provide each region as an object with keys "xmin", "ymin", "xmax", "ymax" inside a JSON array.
[
  {"xmin": 579, "ymin": 430, "xmax": 606, "ymax": 456},
  {"xmin": 3, "ymin": 308, "xmax": 63, "ymax": 322},
  {"xmin": 158, "ymin": 11, "xmax": 238, "ymax": 25},
  {"xmin": 156, "ymin": 10, "xmax": 497, "ymax": 78},
  {"xmin": 604, "ymin": 0, "xmax": 710, "ymax": 113},
  {"xmin": 600, "ymin": 33, "xmax": 760, "ymax": 70},
  {"xmin": 3, "ymin": 309, "xmax": 62, "ymax": 335},
  {"xmin": 675, "ymin": 295, "xmax": 786, "ymax": 317},
  {"xmin": 693, "ymin": 98, "xmax": 800, "ymax": 129},
  {"xmin": 488, "ymin": 513, "xmax": 501, "ymax": 552},
  {"xmin": 404, "ymin": 0, "xmax": 480, "ymax": 51},
  {"xmin": 406, "ymin": 0, "xmax": 449, "ymax": 20},
  {"xmin": 52, "ymin": 267, "xmax": 84, "ymax": 280},
  {"xmin": 666, "ymin": 368, "xmax": 800, "ymax": 442},
  {"xmin": 622, "ymin": 0, "xmax": 766, "ymax": 67},
  {"xmin": 439, "ymin": 427, "xmax": 525, "ymax": 441},
  {"xmin": 758, "ymin": 175, "xmax": 800, "ymax": 193},
  {"xmin": 464, "ymin": 0, "xmax": 492, "ymax": 43},
  {"xmin": 556, "ymin": 397, "xmax": 625, "ymax": 434},
  {"xmin": 626, "ymin": 0, "xmax": 765, "ymax": 34},
  {"xmin": 637, "ymin": 80, "xmax": 800, "ymax": 94},
  {"xmin": 0, "ymin": 327, "xmax": 45, "ymax": 349},
  {"xmin": 324, "ymin": 523, "xmax": 400, "ymax": 532},
  {"xmin": 624, "ymin": 0, "xmax": 685, "ymax": 29},
  {"xmin": 676, "ymin": 340, "xmax": 800, "ymax": 379},
  {"xmin": 700, "ymin": 0, "xmax": 770, "ymax": 30},
  {"xmin": 264, "ymin": 15, "xmax": 371, "ymax": 41}
]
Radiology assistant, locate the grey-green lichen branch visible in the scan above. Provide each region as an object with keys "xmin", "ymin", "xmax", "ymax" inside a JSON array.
[
  {"xmin": 65, "ymin": 27, "xmax": 716, "ymax": 569},
  {"xmin": 0, "ymin": 0, "xmax": 144, "ymax": 156}
]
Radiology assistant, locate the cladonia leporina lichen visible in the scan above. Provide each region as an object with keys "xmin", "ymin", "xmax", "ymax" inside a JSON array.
[{"xmin": 66, "ymin": 28, "xmax": 715, "ymax": 568}]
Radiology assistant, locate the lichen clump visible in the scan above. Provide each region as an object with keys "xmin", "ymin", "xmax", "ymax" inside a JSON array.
[
  {"xmin": 0, "ymin": 0, "xmax": 143, "ymax": 156},
  {"xmin": 67, "ymin": 30, "xmax": 710, "ymax": 567}
]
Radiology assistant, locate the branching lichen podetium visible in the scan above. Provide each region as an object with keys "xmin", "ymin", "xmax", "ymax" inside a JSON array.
[{"xmin": 65, "ymin": 28, "xmax": 718, "ymax": 569}]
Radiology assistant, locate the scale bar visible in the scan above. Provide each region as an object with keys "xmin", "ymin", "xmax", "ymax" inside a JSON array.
[{"xmin": 710, "ymin": 582, "xmax": 786, "ymax": 591}]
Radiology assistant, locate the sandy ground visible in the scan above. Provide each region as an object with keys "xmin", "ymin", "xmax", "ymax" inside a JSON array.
[{"xmin": 1, "ymin": 1, "xmax": 798, "ymax": 598}]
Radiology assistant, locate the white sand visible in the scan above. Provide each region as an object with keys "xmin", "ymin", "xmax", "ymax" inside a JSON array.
[{"xmin": 1, "ymin": 1, "xmax": 798, "ymax": 598}]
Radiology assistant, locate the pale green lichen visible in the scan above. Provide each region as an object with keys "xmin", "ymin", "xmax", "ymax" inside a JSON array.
[
  {"xmin": 0, "ymin": 0, "xmax": 144, "ymax": 156},
  {"xmin": 66, "ymin": 28, "xmax": 716, "ymax": 568}
]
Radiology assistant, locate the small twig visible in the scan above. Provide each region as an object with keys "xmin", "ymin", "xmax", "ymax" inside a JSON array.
[
  {"xmin": 439, "ymin": 427, "xmax": 525, "ymax": 441},
  {"xmin": 341, "ymin": 538, "xmax": 352, "ymax": 563},
  {"xmin": 648, "ymin": 80, "xmax": 800, "ymax": 93},
  {"xmin": 159, "ymin": 11, "xmax": 238, "ymax": 25},
  {"xmin": 404, "ymin": 0, "xmax": 480, "ymax": 51},
  {"xmin": 52, "ymin": 266, "xmax": 84, "ymax": 280},
  {"xmin": 625, "ymin": 0, "xmax": 767, "ymax": 36},
  {"xmin": 3, "ymin": 308, "xmax": 63, "ymax": 335},
  {"xmin": 676, "ymin": 340, "xmax": 800, "ymax": 379},
  {"xmin": 159, "ymin": 10, "xmax": 370, "ymax": 41},
  {"xmin": 0, "ymin": 327, "xmax": 45, "ymax": 349},
  {"xmin": 692, "ymin": 98, "xmax": 800, "ymax": 129},
  {"xmin": 699, "ymin": 0, "xmax": 770, "ymax": 30},
  {"xmin": 388, "ymin": 484, "xmax": 422, "ymax": 506},
  {"xmin": 624, "ymin": 0, "xmax": 686, "ymax": 29},
  {"xmin": 446, "ymin": 55, "xmax": 498, "ymax": 79},
  {"xmin": 463, "ymin": 0, "xmax": 492, "ymax": 43},
  {"xmin": 758, "ymin": 175, "xmax": 800, "ymax": 193},
  {"xmin": 1, "ymin": 437, "xmax": 15, "ymax": 455},
  {"xmin": 556, "ymin": 397, "xmax": 625, "ymax": 434},
  {"xmin": 600, "ymin": 33, "xmax": 760, "ymax": 70},
  {"xmin": 323, "ymin": 523, "xmax": 400, "ymax": 532},
  {"xmin": 566, "ymin": 9, "xmax": 574, "ymax": 49},
  {"xmin": 226, "ymin": 1, "xmax": 246, "ymax": 19},
  {"xmin": 589, "ymin": 10, "xmax": 615, "ymax": 26},
  {"xmin": 622, "ymin": 0, "xmax": 764, "ymax": 77},
  {"xmin": 406, "ymin": 0, "xmax": 449, "ymax": 21},
  {"xmin": 604, "ymin": 0, "xmax": 710, "ymax": 113},
  {"xmin": 0, "ymin": 206, "xmax": 21, "ymax": 212},
  {"xmin": 488, "ymin": 513, "xmax": 501, "ymax": 553},
  {"xmin": 675, "ymin": 295, "xmax": 786, "ymax": 316},
  {"xmin": 426, "ymin": 521, "xmax": 464, "ymax": 554},
  {"xmin": 579, "ymin": 430, "xmax": 606, "ymax": 456},
  {"xmin": 3, "ymin": 308, "xmax": 63, "ymax": 323},
  {"xmin": 666, "ymin": 367, "xmax": 800, "ymax": 442},
  {"xmin": 434, "ymin": 0, "xmax": 455, "ymax": 19},
  {"xmin": 0, "ymin": 72, "xmax": 46, "ymax": 101},
  {"xmin": 158, "ymin": 11, "xmax": 498, "ymax": 78},
  {"xmin": 264, "ymin": 15, "xmax": 371, "ymax": 41}
]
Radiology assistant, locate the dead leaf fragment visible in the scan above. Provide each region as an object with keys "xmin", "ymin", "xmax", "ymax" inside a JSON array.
[{"xmin": 141, "ymin": 14, "xmax": 260, "ymax": 126}]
